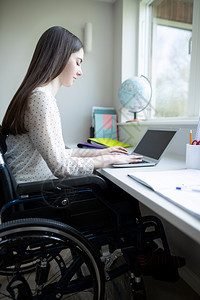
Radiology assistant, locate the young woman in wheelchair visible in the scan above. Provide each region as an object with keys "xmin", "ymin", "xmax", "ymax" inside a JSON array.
[
  {"xmin": 0, "ymin": 26, "xmax": 185, "ymax": 300},
  {"xmin": 1, "ymin": 26, "xmax": 142, "ymax": 184},
  {"xmin": 0, "ymin": 26, "xmax": 153, "ymax": 300}
]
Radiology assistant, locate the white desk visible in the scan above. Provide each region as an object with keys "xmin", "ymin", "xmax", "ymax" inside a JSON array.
[{"xmin": 97, "ymin": 154, "xmax": 200, "ymax": 245}]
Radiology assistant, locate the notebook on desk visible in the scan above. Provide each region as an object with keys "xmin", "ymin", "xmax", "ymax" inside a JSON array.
[{"xmin": 112, "ymin": 128, "xmax": 178, "ymax": 168}]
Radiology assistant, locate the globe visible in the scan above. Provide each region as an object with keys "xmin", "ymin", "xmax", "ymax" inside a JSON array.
[{"xmin": 118, "ymin": 75, "xmax": 152, "ymax": 121}]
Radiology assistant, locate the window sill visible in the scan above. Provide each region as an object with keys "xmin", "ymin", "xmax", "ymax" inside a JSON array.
[{"xmin": 118, "ymin": 118, "xmax": 199, "ymax": 127}]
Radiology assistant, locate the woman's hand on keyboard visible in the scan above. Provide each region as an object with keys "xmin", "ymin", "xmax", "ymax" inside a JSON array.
[{"xmin": 93, "ymin": 154, "xmax": 143, "ymax": 169}]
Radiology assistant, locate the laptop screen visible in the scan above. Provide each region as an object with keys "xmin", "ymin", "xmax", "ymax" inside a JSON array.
[{"xmin": 133, "ymin": 129, "xmax": 177, "ymax": 160}]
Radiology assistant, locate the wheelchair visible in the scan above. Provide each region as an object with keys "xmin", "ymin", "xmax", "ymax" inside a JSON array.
[{"xmin": 0, "ymin": 132, "xmax": 184, "ymax": 300}]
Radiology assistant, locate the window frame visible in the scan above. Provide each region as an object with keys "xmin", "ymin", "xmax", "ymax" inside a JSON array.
[{"xmin": 138, "ymin": 0, "xmax": 200, "ymax": 120}]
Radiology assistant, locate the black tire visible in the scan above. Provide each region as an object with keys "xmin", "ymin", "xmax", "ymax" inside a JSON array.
[{"xmin": 0, "ymin": 218, "xmax": 105, "ymax": 300}]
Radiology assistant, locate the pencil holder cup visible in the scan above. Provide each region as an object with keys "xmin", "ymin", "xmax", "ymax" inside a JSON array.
[{"xmin": 186, "ymin": 144, "xmax": 200, "ymax": 169}]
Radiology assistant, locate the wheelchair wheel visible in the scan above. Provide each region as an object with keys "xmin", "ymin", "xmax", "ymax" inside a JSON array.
[{"xmin": 0, "ymin": 218, "xmax": 105, "ymax": 300}]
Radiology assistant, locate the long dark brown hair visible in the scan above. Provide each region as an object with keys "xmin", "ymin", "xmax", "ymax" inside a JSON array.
[{"xmin": 1, "ymin": 26, "xmax": 83, "ymax": 135}]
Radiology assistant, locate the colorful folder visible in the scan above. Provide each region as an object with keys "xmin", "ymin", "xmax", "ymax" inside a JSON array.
[
  {"xmin": 87, "ymin": 138, "xmax": 132, "ymax": 148},
  {"xmin": 92, "ymin": 106, "xmax": 118, "ymax": 140}
]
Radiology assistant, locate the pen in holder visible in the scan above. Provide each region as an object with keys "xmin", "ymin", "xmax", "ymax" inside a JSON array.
[{"xmin": 186, "ymin": 144, "xmax": 200, "ymax": 169}]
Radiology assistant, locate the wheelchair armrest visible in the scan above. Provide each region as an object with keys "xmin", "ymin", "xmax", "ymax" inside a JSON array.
[{"xmin": 17, "ymin": 174, "xmax": 107, "ymax": 196}]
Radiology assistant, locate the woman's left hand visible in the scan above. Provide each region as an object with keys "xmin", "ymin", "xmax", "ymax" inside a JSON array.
[{"xmin": 100, "ymin": 146, "xmax": 129, "ymax": 155}]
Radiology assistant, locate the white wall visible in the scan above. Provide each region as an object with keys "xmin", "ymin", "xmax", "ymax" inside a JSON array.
[
  {"xmin": 0, "ymin": 0, "xmax": 115, "ymax": 143},
  {"xmin": 113, "ymin": 0, "xmax": 140, "ymax": 123}
]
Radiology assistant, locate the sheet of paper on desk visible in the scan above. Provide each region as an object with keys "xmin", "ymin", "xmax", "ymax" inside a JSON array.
[{"xmin": 128, "ymin": 169, "xmax": 200, "ymax": 219}]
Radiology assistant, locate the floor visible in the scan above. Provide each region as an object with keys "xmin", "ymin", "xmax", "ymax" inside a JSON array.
[
  {"xmin": 104, "ymin": 273, "xmax": 200, "ymax": 300},
  {"xmin": 143, "ymin": 276, "xmax": 200, "ymax": 300}
]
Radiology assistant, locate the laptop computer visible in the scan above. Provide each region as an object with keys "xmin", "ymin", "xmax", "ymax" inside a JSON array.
[{"xmin": 112, "ymin": 128, "xmax": 178, "ymax": 168}]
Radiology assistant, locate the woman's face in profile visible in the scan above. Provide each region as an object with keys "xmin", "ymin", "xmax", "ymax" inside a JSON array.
[{"xmin": 58, "ymin": 48, "xmax": 84, "ymax": 87}]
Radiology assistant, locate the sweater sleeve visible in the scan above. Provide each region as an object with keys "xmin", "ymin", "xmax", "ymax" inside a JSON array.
[{"xmin": 25, "ymin": 89, "xmax": 94, "ymax": 177}]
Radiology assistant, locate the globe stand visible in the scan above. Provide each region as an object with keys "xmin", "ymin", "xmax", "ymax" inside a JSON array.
[{"xmin": 126, "ymin": 112, "xmax": 137, "ymax": 123}]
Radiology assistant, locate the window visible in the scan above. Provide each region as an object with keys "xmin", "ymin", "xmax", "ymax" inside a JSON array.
[{"xmin": 138, "ymin": 0, "xmax": 197, "ymax": 119}]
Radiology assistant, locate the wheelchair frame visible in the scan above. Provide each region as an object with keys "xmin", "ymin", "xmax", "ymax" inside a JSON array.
[{"xmin": 0, "ymin": 133, "xmax": 181, "ymax": 300}]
